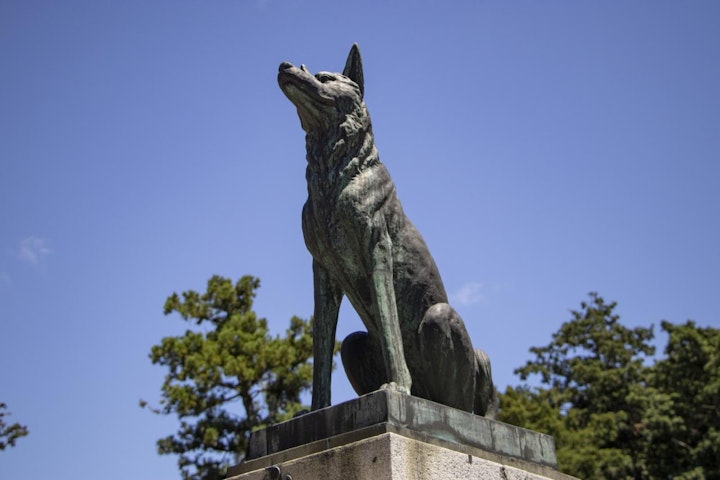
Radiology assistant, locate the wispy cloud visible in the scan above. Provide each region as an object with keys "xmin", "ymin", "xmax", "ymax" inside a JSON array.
[
  {"xmin": 451, "ymin": 282, "xmax": 488, "ymax": 306},
  {"xmin": 17, "ymin": 236, "xmax": 52, "ymax": 265}
]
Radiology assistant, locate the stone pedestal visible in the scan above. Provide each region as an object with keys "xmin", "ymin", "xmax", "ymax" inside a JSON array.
[{"xmin": 227, "ymin": 390, "xmax": 577, "ymax": 480}]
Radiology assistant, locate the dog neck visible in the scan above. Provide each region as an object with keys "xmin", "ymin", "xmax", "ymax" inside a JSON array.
[{"xmin": 304, "ymin": 104, "xmax": 380, "ymax": 193}]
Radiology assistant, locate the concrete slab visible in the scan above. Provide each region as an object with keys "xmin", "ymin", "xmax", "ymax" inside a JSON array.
[
  {"xmin": 229, "ymin": 432, "xmax": 578, "ymax": 480},
  {"xmin": 234, "ymin": 389, "xmax": 560, "ymax": 476}
]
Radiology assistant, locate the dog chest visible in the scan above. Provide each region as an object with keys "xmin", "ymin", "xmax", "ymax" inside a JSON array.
[{"xmin": 302, "ymin": 195, "xmax": 366, "ymax": 279}]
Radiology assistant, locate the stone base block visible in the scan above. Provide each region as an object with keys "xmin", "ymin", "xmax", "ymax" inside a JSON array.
[
  {"xmin": 227, "ymin": 390, "xmax": 577, "ymax": 480},
  {"xmin": 228, "ymin": 432, "xmax": 576, "ymax": 480}
]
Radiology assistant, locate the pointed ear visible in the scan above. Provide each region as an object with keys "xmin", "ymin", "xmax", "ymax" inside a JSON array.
[{"xmin": 342, "ymin": 43, "xmax": 364, "ymax": 97}]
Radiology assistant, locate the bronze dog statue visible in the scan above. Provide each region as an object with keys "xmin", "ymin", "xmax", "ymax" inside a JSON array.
[{"xmin": 278, "ymin": 44, "xmax": 495, "ymax": 415}]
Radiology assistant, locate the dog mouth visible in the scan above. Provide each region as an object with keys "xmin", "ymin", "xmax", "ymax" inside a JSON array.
[{"xmin": 278, "ymin": 62, "xmax": 334, "ymax": 106}]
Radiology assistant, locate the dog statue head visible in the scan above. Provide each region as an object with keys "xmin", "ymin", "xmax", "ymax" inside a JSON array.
[{"xmin": 278, "ymin": 44, "xmax": 366, "ymax": 136}]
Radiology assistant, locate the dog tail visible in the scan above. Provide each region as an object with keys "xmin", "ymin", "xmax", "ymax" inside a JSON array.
[{"xmin": 474, "ymin": 348, "xmax": 498, "ymax": 418}]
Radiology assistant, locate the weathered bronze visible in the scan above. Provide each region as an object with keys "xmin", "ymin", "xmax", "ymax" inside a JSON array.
[{"xmin": 278, "ymin": 44, "xmax": 495, "ymax": 415}]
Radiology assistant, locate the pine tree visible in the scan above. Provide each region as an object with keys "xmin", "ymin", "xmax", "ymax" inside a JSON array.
[{"xmin": 142, "ymin": 275, "xmax": 316, "ymax": 480}]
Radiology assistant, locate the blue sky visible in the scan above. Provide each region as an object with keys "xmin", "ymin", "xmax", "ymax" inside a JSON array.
[{"xmin": 2, "ymin": 1, "xmax": 719, "ymax": 478}]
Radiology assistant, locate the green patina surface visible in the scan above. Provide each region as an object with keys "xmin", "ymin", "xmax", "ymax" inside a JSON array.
[{"xmin": 244, "ymin": 390, "xmax": 557, "ymax": 469}]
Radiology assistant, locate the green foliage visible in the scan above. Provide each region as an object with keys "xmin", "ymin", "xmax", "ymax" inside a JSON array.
[
  {"xmin": 498, "ymin": 293, "xmax": 720, "ymax": 480},
  {"xmin": 142, "ymin": 275, "xmax": 316, "ymax": 480},
  {"xmin": 0, "ymin": 403, "xmax": 29, "ymax": 451},
  {"xmin": 497, "ymin": 386, "xmax": 564, "ymax": 440},
  {"xmin": 648, "ymin": 321, "xmax": 720, "ymax": 479}
]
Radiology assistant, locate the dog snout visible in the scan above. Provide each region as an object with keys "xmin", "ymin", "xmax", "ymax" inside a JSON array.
[{"xmin": 279, "ymin": 61, "xmax": 294, "ymax": 72}]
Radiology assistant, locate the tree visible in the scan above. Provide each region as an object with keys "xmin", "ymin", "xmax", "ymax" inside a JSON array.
[
  {"xmin": 647, "ymin": 321, "xmax": 720, "ymax": 479},
  {"xmin": 142, "ymin": 275, "xmax": 317, "ymax": 480},
  {"xmin": 500, "ymin": 293, "xmax": 657, "ymax": 478},
  {"xmin": 498, "ymin": 293, "xmax": 720, "ymax": 479},
  {"xmin": 0, "ymin": 403, "xmax": 29, "ymax": 451}
]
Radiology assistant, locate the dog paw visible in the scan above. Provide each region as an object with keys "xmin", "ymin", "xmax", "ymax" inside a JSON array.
[{"xmin": 380, "ymin": 382, "xmax": 410, "ymax": 395}]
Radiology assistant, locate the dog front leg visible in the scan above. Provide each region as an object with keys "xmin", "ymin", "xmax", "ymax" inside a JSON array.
[
  {"xmin": 311, "ymin": 260, "xmax": 342, "ymax": 410},
  {"xmin": 371, "ymin": 232, "xmax": 413, "ymax": 394}
]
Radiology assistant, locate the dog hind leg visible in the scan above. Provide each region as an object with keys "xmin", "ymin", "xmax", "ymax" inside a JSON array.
[
  {"xmin": 417, "ymin": 303, "xmax": 477, "ymax": 412},
  {"xmin": 341, "ymin": 331, "xmax": 388, "ymax": 396}
]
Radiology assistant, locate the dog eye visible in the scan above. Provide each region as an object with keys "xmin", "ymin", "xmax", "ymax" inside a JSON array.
[{"xmin": 316, "ymin": 73, "xmax": 335, "ymax": 83}]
